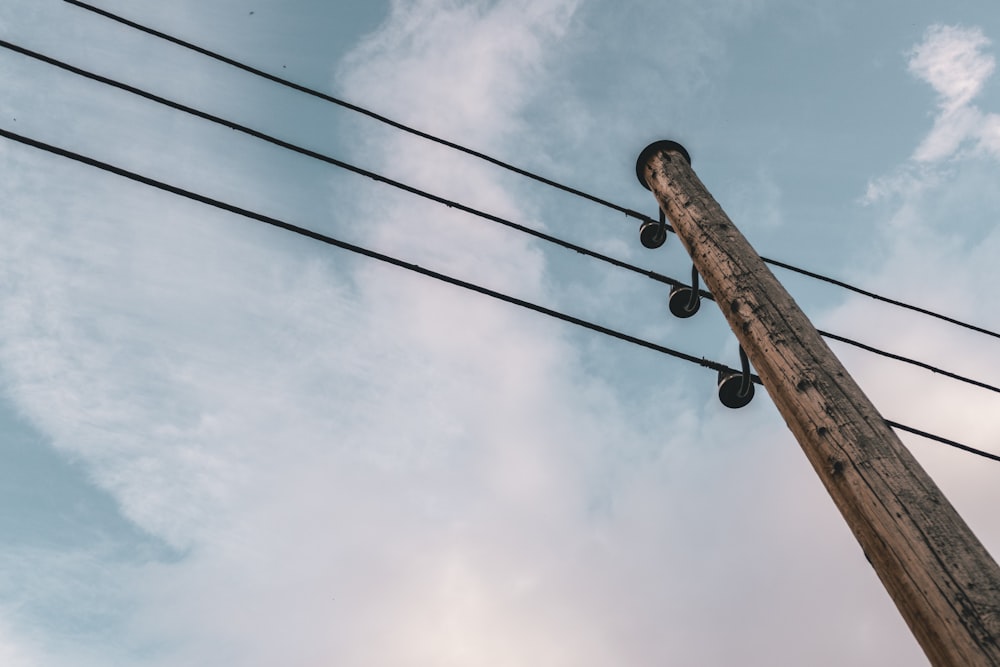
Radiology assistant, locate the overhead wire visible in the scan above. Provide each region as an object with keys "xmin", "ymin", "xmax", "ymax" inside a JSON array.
[
  {"xmin": 691, "ymin": 285, "xmax": 1000, "ymax": 395},
  {"xmin": 0, "ymin": 128, "xmax": 746, "ymax": 382},
  {"xmin": 887, "ymin": 421, "xmax": 1000, "ymax": 462},
  {"xmin": 3, "ymin": 38, "xmax": 997, "ymax": 399},
  {"xmin": 3, "ymin": 126, "xmax": 997, "ymax": 463},
  {"xmin": 761, "ymin": 257, "xmax": 1000, "ymax": 341},
  {"xmin": 60, "ymin": 0, "xmax": 1000, "ymax": 343},
  {"xmin": 0, "ymin": 40, "xmax": 655, "ymax": 280},
  {"xmin": 58, "ymin": 0, "xmax": 649, "ymax": 225}
]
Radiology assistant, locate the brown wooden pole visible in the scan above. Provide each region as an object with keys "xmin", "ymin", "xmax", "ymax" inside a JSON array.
[{"xmin": 636, "ymin": 140, "xmax": 1000, "ymax": 666}]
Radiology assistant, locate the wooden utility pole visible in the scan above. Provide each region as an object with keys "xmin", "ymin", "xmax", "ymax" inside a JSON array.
[{"xmin": 636, "ymin": 141, "xmax": 1000, "ymax": 666}]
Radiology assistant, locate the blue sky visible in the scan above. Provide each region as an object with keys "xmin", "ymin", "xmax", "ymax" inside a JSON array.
[{"xmin": 2, "ymin": 0, "xmax": 999, "ymax": 665}]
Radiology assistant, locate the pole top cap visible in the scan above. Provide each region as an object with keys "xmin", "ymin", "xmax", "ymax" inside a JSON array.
[{"xmin": 635, "ymin": 140, "xmax": 691, "ymax": 190}]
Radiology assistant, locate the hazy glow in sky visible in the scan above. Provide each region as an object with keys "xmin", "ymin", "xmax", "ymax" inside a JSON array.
[{"xmin": 1, "ymin": 1, "xmax": 999, "ymax": 665}]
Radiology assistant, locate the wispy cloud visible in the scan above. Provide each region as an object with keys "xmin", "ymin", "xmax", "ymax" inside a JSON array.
[
  {"xmin": 0, "ymin": 614, "xmax": 42, "ymax": 667},
  {"xmin": 864, "ymin": 24, "xmax": 1000, "ymax": 205},
  {"xmin": 909, "ymin": 24, "xmax": 1000, "ymax": 163},
  {"xmin": 339, "ymin": 0, "xmax": 578, "ymax": 141},
  {"xmin": 910, "ymin": 25, "xmax": 994, "ymax": 113}
]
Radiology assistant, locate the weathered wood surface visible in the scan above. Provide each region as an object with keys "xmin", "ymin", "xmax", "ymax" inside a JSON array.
[{"xmin": 638, "ymin": 143, "xmax": 1000, "ymax": 667}]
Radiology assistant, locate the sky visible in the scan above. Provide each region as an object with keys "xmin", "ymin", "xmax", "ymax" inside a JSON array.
[{"xmin": 1, "ymin": 0, "xmax": 999, "ymax": 665}]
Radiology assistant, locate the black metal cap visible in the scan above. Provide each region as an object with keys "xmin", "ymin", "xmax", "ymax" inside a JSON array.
[{"xmin": 635, "ymin": 140, "xmax": 691, "ymax": 190}]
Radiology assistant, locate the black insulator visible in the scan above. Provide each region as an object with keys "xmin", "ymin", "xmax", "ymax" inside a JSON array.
[
  {"xmin": 668, "ymin": 264, "xmax": 701, "ymax": 318},
  {"xmin": 717, "ymin": 346, "xmax": 754, "ymax": 409},
  {"xmin": 668, "ymin": 286, "xmax": 700, "ymax": 318},
  {"xmin": 718, "ymin": 369, "xmax": 754, "ymax": 408},
  {"xmin": 639, "ymin": 219, "xmax": 667, "ymax": 249}
]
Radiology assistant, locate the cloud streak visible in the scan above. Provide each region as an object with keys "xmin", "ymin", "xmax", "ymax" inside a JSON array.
[
  {"xmin": 864, "ymin": 24, "xmax": 1000, "ymax": 208},
  {"xmin": 909, "ymin": 24, "xmax": 1000, "ymax": 162}
]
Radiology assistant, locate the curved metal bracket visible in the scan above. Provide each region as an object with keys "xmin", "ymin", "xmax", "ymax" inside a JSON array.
[
  {"xmin": 668, "ymin": 264, "xmax": 701, "ymax": 318},
  {"xmin": 639, "ymin": 208, "xmax": 668, "ymax": 249},
  {"xmin": 718, "ymin": 345, "xmax": 754, "ymax": 409}
]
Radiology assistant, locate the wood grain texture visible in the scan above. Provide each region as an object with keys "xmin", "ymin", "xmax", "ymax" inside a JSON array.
[{"xmin": 640, "ymin": 147, "xmax": 1000, "ymax": 666}]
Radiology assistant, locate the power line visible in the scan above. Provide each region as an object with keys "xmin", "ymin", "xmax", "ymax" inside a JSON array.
[
  {"xmin": 695, "ymin": 282, "xmax": 1000, "ymax": 395},
  {"xmin": 4, "ymin": 38, "xmax": 997, "ymax": 399},
  {"xmin": 761, "ymin": 257, "xmax": 1000, "ymax": 341},
  {"xmin": 60, "ymin": 0, "xmax": 1000, "ymax": 343},
  {"xmin": 0, "ymin": 128, "xmax": 742, "ymax": 379},
  {"xmin": 692, "ymin": 276, "xmax": 1000, "ymax": 393},
  {"xmin": 0, "ymin": 39, "xmax": 676, "ymax": 285},
  {"xmin": 58, "ymin": 0, "xmax": 647, "ymax": 224},
  {"xmin": 816, "ymin": 329, "xmax": 1000, "ymax": 394},
  {"xmin": 2, "ymin": 126, "xmax": 997, "ymax": 464},
  {"xmin": 887, "ymin": 421, "xmax": 1000, "ymax": 462}
]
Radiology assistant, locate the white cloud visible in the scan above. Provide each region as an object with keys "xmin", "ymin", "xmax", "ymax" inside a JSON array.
[
  {"xmin": 0, "ymin": 616, "xmax": 41, "ymax": 667},
  {"xmin": 339, "ymin": 0, "xmax": 579, "ymax": 143},
  {"xmin": 909, "ymin": 24, "xmax": 994, "ymax": 113},
  {"xmin": 864, "ymin": 24, "xmax": 1000, "ymax": 203},
  {"xmin": 861, "ymin": 162, "xmax": 937, "ymax": 205},
  {"xmin": 908, "ymin": 24, "xmax": 1000, "ymax": 162},
  {"xmin": 914, "ymin": 104, "xmax": 989, "ymax": 162}
]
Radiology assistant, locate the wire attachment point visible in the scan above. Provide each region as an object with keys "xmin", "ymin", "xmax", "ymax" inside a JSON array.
[
  {"xmin": 669, "ymin": 264, "xmax": 702, "ymax": 318},
  {"xmin": 718, "ymin": 346, "xmax": 754, "ymax": 409},
  {"xmin": 639, "ymin": 209, "xmax": 668, "ymax": 249}
]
